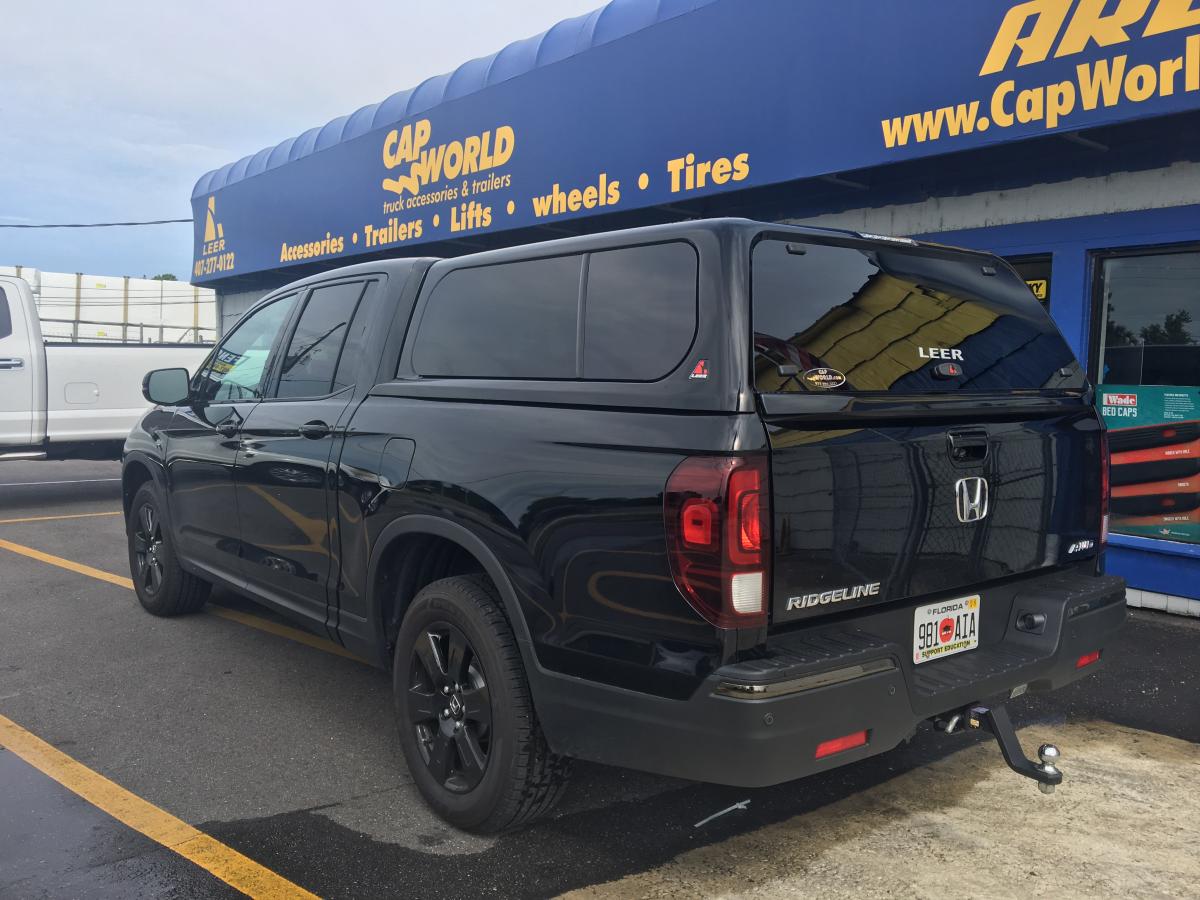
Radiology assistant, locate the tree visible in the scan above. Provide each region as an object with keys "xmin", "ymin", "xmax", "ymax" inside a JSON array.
[
  {"xmin": 1139, "ymin": 308, "xmax": 1195, "ymax": 345},
  {"xmin": 151, "ymin": 273, "xmax": 178, "ymax": 281},
  {"xmin": 1104, "ymin": 303, "xmax": 1137, "ymax": 348}
]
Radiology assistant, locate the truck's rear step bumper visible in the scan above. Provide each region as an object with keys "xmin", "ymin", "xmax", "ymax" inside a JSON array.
[{"xmin": 535, "ymin": 569, "xmax": 1125, "ymax": 786}]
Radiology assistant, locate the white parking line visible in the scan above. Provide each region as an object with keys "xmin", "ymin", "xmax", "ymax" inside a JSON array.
[{"xmin": 1, "ymin": 478, "xmax": 122, "ymax": 487}]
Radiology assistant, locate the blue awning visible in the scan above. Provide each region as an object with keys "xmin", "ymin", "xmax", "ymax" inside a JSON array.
[{"xmin": 192, "ymin": 0, "xmax": 1200, "ymax": 283}]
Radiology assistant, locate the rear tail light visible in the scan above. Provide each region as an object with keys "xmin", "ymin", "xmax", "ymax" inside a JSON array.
[
  {"xmin": 815, "ymin": 730, "xmax": 868, "ymax": 759},
  {"xmin": 664, "ymin": 454, "xmax": 770, "ymax": 628},
  {"xmin": 1076, "ymin": 649, "xmax": 1101, "ymax": 669},
  {"xmin": 1100, "ymin": 433, "xmax": 1110, "ymax": 545}
]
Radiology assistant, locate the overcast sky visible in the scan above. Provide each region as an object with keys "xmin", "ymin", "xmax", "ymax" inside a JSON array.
[{"xmin": 0, "ymin": 0, "xmax": 600, "ymax": 279}]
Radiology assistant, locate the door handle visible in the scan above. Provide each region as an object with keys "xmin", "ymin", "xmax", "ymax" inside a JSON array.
[
  {"xmin": 216, "ymin": 420, "xmax": 240, "ymax": 438},
  {"xmin": 298, "ymin": 421, "xmax": 330, "ymax": 440},
  {"xmin": 0, "ymin": 358, "xmax": 24, "ymax": 370},
  {"xmin": 947, "ymin": 429, "xmax": 989, "ymax": 464}
]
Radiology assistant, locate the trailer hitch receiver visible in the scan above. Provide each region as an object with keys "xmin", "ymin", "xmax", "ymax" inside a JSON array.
[{"xmin": 967, "ymin": 705, "xmax": 1062, "ymax": 794}]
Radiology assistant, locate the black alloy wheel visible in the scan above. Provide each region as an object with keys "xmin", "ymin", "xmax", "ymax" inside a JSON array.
[
  {"xmin": 132, "ymin": 502, "xmax": 166, "ymax": 596},
  {"xmin": 126, "ymin": 482, "xmax": 210, "ymax": 617},
  {"xmin": 408, "ymin": 622, "xmax": 493, "ymax": 793},
  {"xmin": 393, "ymin": 574, "xmax": 570, "ymax": 832}
]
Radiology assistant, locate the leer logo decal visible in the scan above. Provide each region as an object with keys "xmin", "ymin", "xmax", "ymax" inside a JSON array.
[{"xmin": 193, "ymin": 197, "xmax": 235, "ymax": 279}]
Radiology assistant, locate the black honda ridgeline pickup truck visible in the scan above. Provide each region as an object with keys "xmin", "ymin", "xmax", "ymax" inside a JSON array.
[{"xmin": 124, "ymin": 219, "xmax": 1125, "ymax": 832}]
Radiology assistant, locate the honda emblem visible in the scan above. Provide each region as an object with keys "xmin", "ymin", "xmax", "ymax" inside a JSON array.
[{"xmin": 955, "ymin": 477, "xmax": 989, "ymax": 523}]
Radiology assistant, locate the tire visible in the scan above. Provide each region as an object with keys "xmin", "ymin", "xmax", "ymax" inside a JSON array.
[
  {"xmin": 393, "ymin": 574, "xmax": 570, "ymax": 833},
  {"xmin": 126, "ymin": 482, "xmax": 210, "ymax": 617}
]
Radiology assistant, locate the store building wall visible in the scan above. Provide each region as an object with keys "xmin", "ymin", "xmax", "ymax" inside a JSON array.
[{"xmin": 216, "ymin": 288, "xmax": 273, "ymax": 336}]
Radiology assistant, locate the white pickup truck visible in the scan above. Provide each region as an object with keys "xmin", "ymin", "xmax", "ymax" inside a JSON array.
[{"xmin": 0, "ymin": 274, "xmax": 213, "ymax": 459}]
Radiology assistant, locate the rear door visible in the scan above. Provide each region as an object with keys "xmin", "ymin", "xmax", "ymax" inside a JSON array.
[
  {"xmin": 751, "ymin": 236, "xmax": 1105, "ymax": 624},
  {"xmin": 0, "ymin": 281, "xmax": 38, "ymax": 448},
  {"xmin": 235, "ymin": 278, "xmax": 375, "ymax": 633}
]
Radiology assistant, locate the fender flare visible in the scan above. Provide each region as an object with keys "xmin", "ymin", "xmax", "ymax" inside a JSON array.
[
  {"xmin": 365, "ymin": 514, "xmax": 543, "ymax": 682},
  {"xmin": 121, "ymin": 451, "xmax": 167, "ymax": 514},
  {"xmin": 121, "ymin": 452, "xmax": 181, "ymax": 551}
]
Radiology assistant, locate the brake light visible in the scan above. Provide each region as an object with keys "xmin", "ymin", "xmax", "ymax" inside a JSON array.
[
  {"xmin": 1100, "ymin": 433, "xmax": 1110, "ymax": 545},
  {"xmin": 664, "ymin": 454, "xmax": 770, "ymax": 628},
  {"xmin": 1076, "ymin": 649, "xmax": 1101, "ymax": 669},
  {"xmin": 815, "ymin": 730, "xmax": 868, "ymax": 759},
  {"xmin": 727, "ymin": 466, "xmax": 762, "ymax": 564}
]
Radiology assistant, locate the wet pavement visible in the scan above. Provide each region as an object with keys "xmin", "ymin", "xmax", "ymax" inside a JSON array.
[{"xmin": 0, "ymin": 459, "xmax": 1196, "ymax": 898}]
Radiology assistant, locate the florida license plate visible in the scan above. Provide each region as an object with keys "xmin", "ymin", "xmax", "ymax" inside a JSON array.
[{"xmin": 912, "ymin": 595, "xmax": 980, "ymax": 665}]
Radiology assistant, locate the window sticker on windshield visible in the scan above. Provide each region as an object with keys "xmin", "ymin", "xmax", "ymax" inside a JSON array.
[{"xmin": 802, "ymin": 367, "xmax": 846, "ymax": 390}]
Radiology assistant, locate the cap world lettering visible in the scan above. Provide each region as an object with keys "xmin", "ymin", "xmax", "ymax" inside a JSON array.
[
  {"xmin": 980, "ymin": 0, "xmax": 1200, "ymax": 77},
  {"xmin": 382, "ymin": 119, "xmax": 515, "ymax": 197}
]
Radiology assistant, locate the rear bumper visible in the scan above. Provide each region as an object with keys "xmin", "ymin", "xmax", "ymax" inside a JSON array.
[{"xmin": 536, "ymin": 569, "xmax": 1126, "ymax": 786}]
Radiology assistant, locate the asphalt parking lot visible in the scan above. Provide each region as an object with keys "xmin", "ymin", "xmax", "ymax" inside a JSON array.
[{"xmin": 1, "ymin": 458, "xmax": 1198, "ymax": 899}]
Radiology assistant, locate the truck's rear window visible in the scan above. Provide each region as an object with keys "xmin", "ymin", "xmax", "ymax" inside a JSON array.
[{"xmin": 752, "ymin": 238, "xmax": 1084, "ymax": 394}]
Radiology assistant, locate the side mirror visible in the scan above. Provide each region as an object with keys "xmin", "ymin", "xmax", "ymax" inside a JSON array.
[{"xmin": 142, "ymin": 368, "xmax": 191, "ymax": 406}]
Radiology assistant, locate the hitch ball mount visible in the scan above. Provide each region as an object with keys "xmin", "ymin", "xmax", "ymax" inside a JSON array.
[{"xmin": 935, "ymin": 704, "xmax": 1062, "ymax": 794}]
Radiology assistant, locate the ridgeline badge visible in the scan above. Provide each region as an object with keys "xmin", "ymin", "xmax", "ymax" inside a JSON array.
[{"xmin": 802, "ymin": 367, "xmax": 847, "ymax": 390}]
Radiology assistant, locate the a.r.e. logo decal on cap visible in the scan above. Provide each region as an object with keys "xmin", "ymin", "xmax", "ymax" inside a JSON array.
[
  {"xmin": 802, "ymin": 367, "xmax": 846, "ymax": 390},
  {"xmin": 689, "ymin": 359, "xmax": 709, "ymax": 380}
]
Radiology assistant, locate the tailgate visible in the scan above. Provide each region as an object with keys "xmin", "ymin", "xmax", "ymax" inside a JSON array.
[
  {"xmin": 765, "ymin": 402, "xmax": 1106, "ymax": 623},
  {"xmin": 748, "ymin": 232, "xmax": 1104, "ymax": 625}
]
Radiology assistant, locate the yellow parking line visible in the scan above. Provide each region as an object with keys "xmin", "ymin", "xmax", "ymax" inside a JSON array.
[
  {"xmin": 0, "ymin": 538, "xmax": 134, "ymax": 589},
  {"xmin": 0, "ymin": 712, "xmax": 318, "ymax": 899},
  {"xmin": 0, "ymin": 538, "xmax": 365, "ymax": 663},
  {"xmin": 0, "ymin": 510, "xmax": 123, "ymax": 526}
]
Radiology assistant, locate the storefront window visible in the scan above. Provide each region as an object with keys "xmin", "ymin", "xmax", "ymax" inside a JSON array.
[{"xmin": 1095, "ymin": 248, "xmax": 1200, "ymax": 546}]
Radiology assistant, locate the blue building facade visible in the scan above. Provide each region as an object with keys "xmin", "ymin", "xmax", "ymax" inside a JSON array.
[{"xmin": 194, "ymin": 0, "xmax": 1200, "ymax": 611}]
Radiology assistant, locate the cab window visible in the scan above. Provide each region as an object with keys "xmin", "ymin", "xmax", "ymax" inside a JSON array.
[
  {"xmin": 194, "ymin": 294, "xmax": 297, "ymax": 402},
  {"xmin": 276, "ymin": 281, "xmax": 366, "ymax": 399}
]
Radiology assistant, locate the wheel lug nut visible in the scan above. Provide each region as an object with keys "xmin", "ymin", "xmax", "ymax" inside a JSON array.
[
  {"xmin": 454, "ymin": 721, "xmax": 462, "ymax": 730},
  {"xmin": 442, "ymin": 686, "xmax": 450, "ymax": 695},
  {"xmin": 441, "ymin": 708, "xmax": 450, "ymax": 718}
]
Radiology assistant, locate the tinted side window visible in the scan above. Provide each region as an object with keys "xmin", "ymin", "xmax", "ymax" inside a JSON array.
[
  {"xmin": 0, "ymin": 287, "xmax": 11, "ymax": 340},
  {"xmin": 413, "ymin": 256, "xmax": 581, "ymax": 378},
  {"xmin": 276, "ymin": 281, "xmax": 365, "ymax": 399},
  {"xmin": 332, "ymin": 280, "xmax": 379, "ymax": 392},
  {"xmin": 194, "ymin": 294, "xmax": 297, "ymax": 402},
  {"xmin": 583, "ymin": 243, "xmax": 697, "ymax": 380}
]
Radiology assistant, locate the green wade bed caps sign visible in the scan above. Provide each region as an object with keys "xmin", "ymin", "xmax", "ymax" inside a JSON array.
[{"xmin": 191, "ymin": 0, "xmax": 1200, "ymax": 282}]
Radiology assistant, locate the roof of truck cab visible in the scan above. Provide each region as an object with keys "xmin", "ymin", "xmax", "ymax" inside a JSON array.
[
  {"xmin": 266, "ymin": 219, "xmax": 986, "ymax": 286},
  {"xmin": 417, "ymin": 218, "xmax": 983, "ymax": 269},
  {"xmin": 269, "ymin": 256, "xmax": 439, "ymax": 292}
]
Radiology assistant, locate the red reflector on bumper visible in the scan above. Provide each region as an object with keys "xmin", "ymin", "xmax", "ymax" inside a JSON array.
[
  {"xmin": 814, "ymin": 730, "xmax": 868, "ymax": 759},
  {"xmin": 1076, "ymin": 650, "xmax": 1101, "ymax": 669}
]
